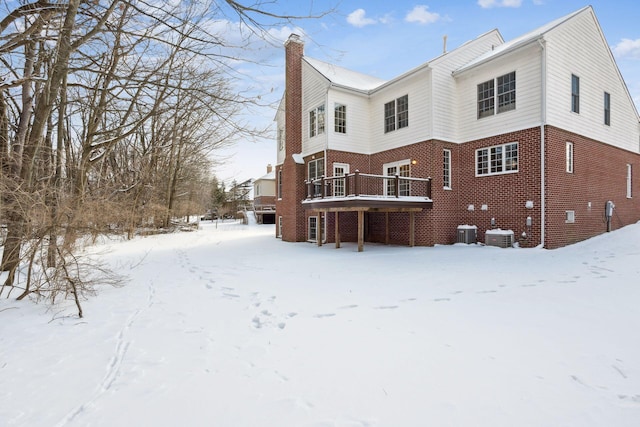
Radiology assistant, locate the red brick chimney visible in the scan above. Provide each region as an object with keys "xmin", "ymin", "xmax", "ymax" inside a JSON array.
[
  {"xmin": 276, "ymin": 34, "xmax": 307, "ymax": 242},
  {"xmin": 267, "ymin": 164, "xmax": 272, "ymax": 174}
]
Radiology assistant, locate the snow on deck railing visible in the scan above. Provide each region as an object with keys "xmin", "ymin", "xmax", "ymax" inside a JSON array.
[{"xmin": 305, "ymin": 170, "xmax": 432, "ymax": 200}]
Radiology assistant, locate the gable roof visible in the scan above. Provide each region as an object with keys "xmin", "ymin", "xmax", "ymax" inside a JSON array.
[
  {"xmin": 303, "ymin": 57, "xmax": 387, "ymax": 92},
  {"xmin": 453, "ymin": 6, "xmax": 591, "ymax": 75},
  {"xmin": 255, "ymin": 171, "xmax": 275, "ymax": 181}
]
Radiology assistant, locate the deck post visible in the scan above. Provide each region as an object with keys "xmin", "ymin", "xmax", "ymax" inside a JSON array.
[
  {"xmin": 409, "ymin": 211, "xmax": 415, "ymax": 247},
  {"xmin": 394, "ymin": 174, "xmax": 400, "ymax": 198},
  {"xmin": 335, "ymin": 212, "xmax": 340, "ymax": 248},
  {"xmin": 354, "ymin": 170, "xmax": 360, "ymax": 196},
  {"xmin": 317, "ymin": 212, "xmax": 322, "ymax": 246},
  {"xmin": 385, "ymin": 212, "xmax": 390, "ymax": 245},
  {"xmin": 357, "ymin": 210, "xmax": 364, "ymax": 252}
]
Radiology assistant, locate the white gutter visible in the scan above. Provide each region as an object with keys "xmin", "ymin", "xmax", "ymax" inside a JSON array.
[{"xmin": 538, "ymin": 38, "xmax": 546, "ymax": 247}]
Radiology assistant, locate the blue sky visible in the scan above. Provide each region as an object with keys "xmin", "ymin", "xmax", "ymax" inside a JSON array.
[
  {"xmin": 214, "ymin": 0, "xmax": 640, "ymax": 186},
  {"xmin": 215, "ymin": 0, "xmax": 640, "ymax": 187}
]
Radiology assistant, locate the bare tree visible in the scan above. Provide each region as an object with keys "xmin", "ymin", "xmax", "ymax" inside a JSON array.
[{"xmin": 0, "ymin": 0, "xmax": 332, "ymax": 311}]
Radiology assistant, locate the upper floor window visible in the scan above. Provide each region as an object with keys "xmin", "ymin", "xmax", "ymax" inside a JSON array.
[
  {"xmin": 384, "ymin": 159, "xmax": 411, "ymax": 196},
  {"xmin": 571, "ymin": 74, "xmax": 580, "ymax": 113},
  {"xmin": 334, "ymin": 104, "xmax": 346, "ymax": 133},
  {"xmin": 604, "ymin": 92, "xmax": 611, "ymax": 126},
  {"xmin": 443, "ymin": 149, "xmax": 452, "ymax": 189},
  {"xmin": 309, "ymin": 104, "xmax": 325, "ymax": 137},
  {"xmin": 277, "ymin": 169, "xmax": 282, "ymax": 199},
  {"xmin": 497, "ymin": 72, "xmax": 516, "ymax": 113},
  {"xmin": 566, "ymin": 142, "xmax": 574, "ymax": 173},
  {"xmin": 477, "ymin": 71, "xmax": 515, "ymax": 119},
  {"xmin": 476, "ymin": 142, "xmax": 518, "ymax": 176},
  {"xmin": 384, "ymin": 95, "xmax": 409, "ymax": 133}
]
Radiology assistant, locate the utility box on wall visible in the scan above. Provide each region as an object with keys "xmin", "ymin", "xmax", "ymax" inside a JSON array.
[
  {"xmin": 485, "ymin": 229, "xmax": 514, "ymax": 248},
  {"xmin": 457, "ymin": 225, "xmax": 477, "ymax": 244}
]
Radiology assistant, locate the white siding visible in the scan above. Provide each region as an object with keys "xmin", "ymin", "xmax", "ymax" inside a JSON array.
[
  {"xmin": 302, "ymin": 63, "xmax": 330, "ymax": 156},
  {"xmin": 326, "ymin": 89, "xmax": 371, "ymax": 154},
  {"xmin": 275, "ymin": 100, "xmax": 286, "ymax": 165},
  {"xmin": 431, "ymin": 30, "xmax": 504, "ymax": 142},
  {"xmin": 545, "ymin": 9, "xmax": 639, "ymax": 152},
  {"xmin": 369, "ymin": 68, "xmax": 432, "ymax": 154},
  {"xmin": 455, "ymin": 43, "xmax": 542, "ymax": 142}
]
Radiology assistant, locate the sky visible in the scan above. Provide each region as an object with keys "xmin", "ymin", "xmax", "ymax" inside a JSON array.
[
  {"xmin": 2, "ymin": 216, "xmax": 640, "ymax": 426},
  {"xmin": 214, "ymin": 0, "xmax": 640, "ymax": 188}
]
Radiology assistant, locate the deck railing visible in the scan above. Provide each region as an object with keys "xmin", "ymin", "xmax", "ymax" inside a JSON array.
[{"xmin": 305, "ymin": 170, "xmax": 432, "ymax": 200}]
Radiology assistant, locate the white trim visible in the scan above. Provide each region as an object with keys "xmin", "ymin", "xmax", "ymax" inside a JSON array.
[
  {"xmin": 475, "ymin": 142, "xmax": 519, "ymax": 177},
  {"xmin": 443, "ymin": 149, "xmax": 452, "ymax": 189},
  {"xmin": 627, "ymin": 163, "xmax": 633, "ymax": 198},
  {"xmin": 566, "ymin": 141, "xmax": 574, "ymax": 173}
]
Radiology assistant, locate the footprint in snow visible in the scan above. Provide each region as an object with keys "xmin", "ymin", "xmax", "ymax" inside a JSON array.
[{"xmin": 314, "ymin": 313, "xmax": 336, "ymax": 318}]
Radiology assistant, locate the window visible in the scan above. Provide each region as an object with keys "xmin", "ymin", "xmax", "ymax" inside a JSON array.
[
  {"xmin": 308, "ymin": 216, "xmax": 325, "ymax": 242},
  {"xmin": 384, "ymin": 160, "xmax": 411, "ymax": 196},
  {"xmin": 566, "ymin": 142, "xmax": 574, "ymax": 173},
  {"xmin": 476, "ymin": 142, "xmax": 518, "ymax": 176},
  {"xmin": 565, "ymin": 210, "xmax": 575, "ymax": 224},
  {"xmin": 334, "ymin": 104, "xmax": 346, "ymax": 133},
  {"xmin": 571, "ymin": 74, "xmax": 580, "ymax": 113},
  {"xmin": 308, "ymin": 158, "xmax": 324, "ymax": 197},
  {"xmin": 397, "ymin": 95, "xmax": 409, "ymax": 129},
  {"xmin": 277, "ymin": 127, "xmax": 284, "ymax": 151},
  {"xmin": 309, "ymin": 104, "xmax": 325, "ymax": 137},
  {"xmin": 384, "ymin": 101, "xmax": 395, "ymax": 133},
  {"xmin": 443, "ymin": 149, "xmax": 452, "ymax": 189},
  {"xmin": 333, "ymin": 163, "xmax": 349, "ymax": 197},
  {"xmin": 277, "ymin": 169, "xmax": 282, "ymax": 199},
  {"xmin": 384, "ymin": 95, "xmax": 409, "ymax": 133},
  {"xmin": 477, "ymin": 79, "xmax": 494, "ymax": 118},
  {"xmin": 627, "ymin": 164, "xmax": 633, "ymax": 198},
  {"xmin": 497, "ymin": 72, "xmax": 516, "ymax": 113},
  {"xmin": 604, "ymin": 92, "xmax": 611, "ymax": 126},
  {"xmin": 477, "ymin": 72, "xmax": 516, "ymax": 119},
  {"xmin": 308, "ymin": 216, "xmax": 318, "ymax": 241}
]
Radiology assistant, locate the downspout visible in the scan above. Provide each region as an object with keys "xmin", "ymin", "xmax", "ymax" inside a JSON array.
[{"xmin": 538, "ymin": 38, "xmax": 546, "ymax": 247}]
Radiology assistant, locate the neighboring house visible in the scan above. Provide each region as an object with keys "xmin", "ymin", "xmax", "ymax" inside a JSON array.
[
  {"xmin": 254, "ymin": 164, "xmax": 277, "ymax": 224},
  {"xmin": 275, "ymin": 6, "xmax": 640, "ymax": 250}
]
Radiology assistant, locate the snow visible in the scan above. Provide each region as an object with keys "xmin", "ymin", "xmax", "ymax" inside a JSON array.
[
  {"xmin": 304, "ymin": 57, "xmax": 387, "ymax": 92},
  {"xmin": 485, "ymin": 228, "xmax": 514, "ymax": 236},
  {"xmin": 2, "ymin": 216, "xmax": 640, "ymax": 426}
]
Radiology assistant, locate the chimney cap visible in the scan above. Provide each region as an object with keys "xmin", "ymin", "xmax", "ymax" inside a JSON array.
[{"xmin": 285, "ymin": 33, "xmax": 303, "ymax": 45}]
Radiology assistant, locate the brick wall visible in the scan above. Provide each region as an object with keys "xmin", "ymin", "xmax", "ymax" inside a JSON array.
[
  {"xmin": 544, "ymin": 126, "xmax": 640, "ymax": 248},
  {"xmin": 457, "ymin": 128, "xmax": 543, "ymax": 248}
]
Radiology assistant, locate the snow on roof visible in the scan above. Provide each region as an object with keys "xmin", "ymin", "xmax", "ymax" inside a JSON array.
[
  {"xmin": 304, "ymin": 57, "xmax": 387, "ymax": 92},
  {"xmin": 454, "ymin": 6, "xmax": 591, "ymax": 75},
  {"xmin": 255, "ymin": 171, "xmax": 275, "ymax": 181}
]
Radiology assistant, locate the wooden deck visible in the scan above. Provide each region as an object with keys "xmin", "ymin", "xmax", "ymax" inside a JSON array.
[{"xmin": 302, "ymin": 171, "xmax": 433, "ymax": 251}]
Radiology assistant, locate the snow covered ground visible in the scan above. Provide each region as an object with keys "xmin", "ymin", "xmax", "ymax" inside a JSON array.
[{"xmin": 2, "ymin": 216, "xmax": 640, "ymax": 427}]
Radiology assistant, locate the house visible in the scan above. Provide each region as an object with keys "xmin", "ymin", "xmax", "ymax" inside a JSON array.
[
  {"xmin": 253, "ymin": 164, "xmax": 277, "ymax": 224},
  {"xmin": 274, "ymin": 6, "xmax": 640, "ymax": 250}
]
